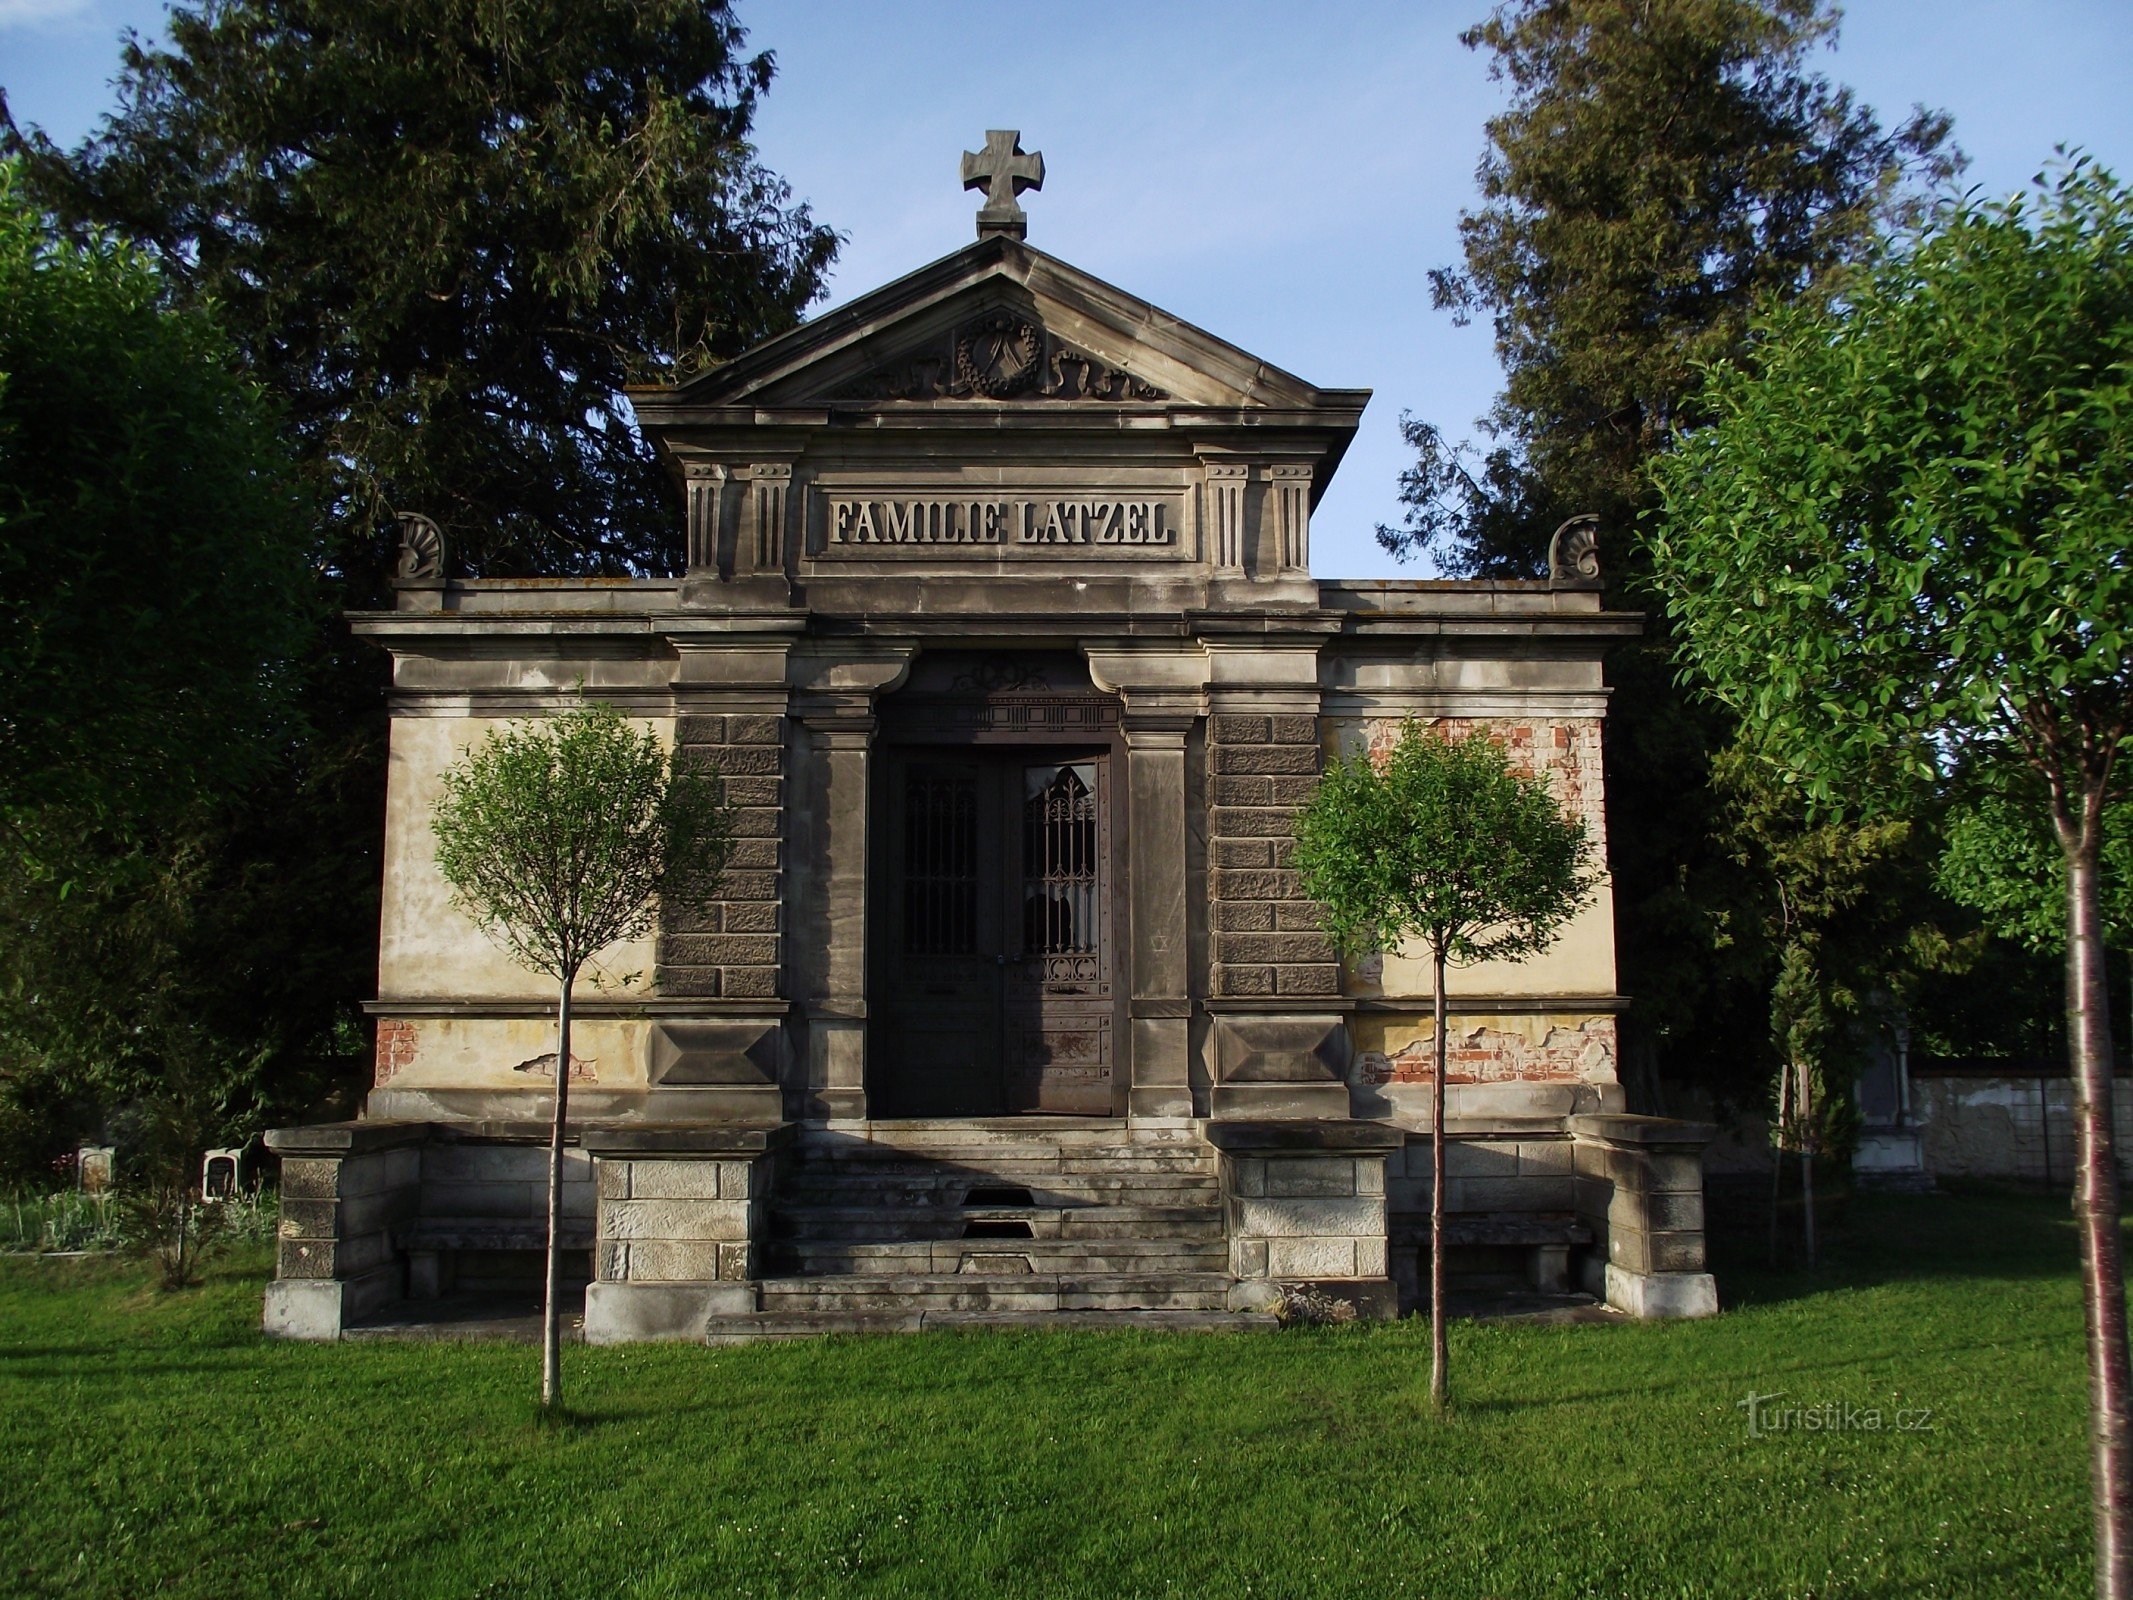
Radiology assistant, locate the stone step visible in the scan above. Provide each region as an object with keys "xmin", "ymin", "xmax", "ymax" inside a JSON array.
[
  {"xmin": 801, "ymin": 1120, "xmax": 1205, "ymax": 1148},
  {"xmin": 775, "ymin": 1239, "xmax": 1231, "ymax": 1275},
  {"xmin": 780, "ymin": 1169, "xmax": 1220, "ymax": 1194},
  {"xmin": 756, "ymin": 1271, "xmax": 1236, "ymax": 1314},
  {"xmin": 788, "ymin": 1150, "xmax": 1217, "ymax": 1176},
  {"xmin": 773, "ymin": 1204, "xmax": 1225, "ymax": 1243},
  {"xmin": 701, "ymin": 1307, "xmax": 1275, "ymax": 1345}
]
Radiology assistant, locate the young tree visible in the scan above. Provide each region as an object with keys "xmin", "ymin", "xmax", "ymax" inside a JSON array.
[
  {"xmin": 4, "ymin": 0, "xmax": 836, "ymax": 586},
  {"xmin": 1380, "ymin": 0, "xmax": 1960, "ymax": 1118},
  {"xmin": 1294, "ymin": 723, "xmax": 1598, "ymax": 1410},
  {"xmin": 431, "ymin": 703, "xmax": 730, "ymax": 1408},
  {"xmin": 1650, "ymin": 159, "xmax": 2133, "ymax": 1597}
]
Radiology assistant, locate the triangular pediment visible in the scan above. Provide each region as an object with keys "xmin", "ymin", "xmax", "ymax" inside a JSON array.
[{"xmin": 653, "ymin": 236, "xmax": 1361, "ymax": 415}]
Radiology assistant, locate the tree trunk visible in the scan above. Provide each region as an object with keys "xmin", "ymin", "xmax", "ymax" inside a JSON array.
[
  {"xmin": 1770, "ymin": 1059, "xmax": 1791, "ymax": 1268},
  {"xmin": 1431, "ymin": 946, "xmax": 1450, "ymax": 1413},
  {"xmin": 541, "ymin": 971, "xmax": 576, "ymax": 1411},
  {"xmin": 2067, "ymin": 828, "xmax": 2131, "ymax": 1600},
  {"xmin": 1800, "ymin": 1061, "xmax": 1817, "ymax": 1270}
]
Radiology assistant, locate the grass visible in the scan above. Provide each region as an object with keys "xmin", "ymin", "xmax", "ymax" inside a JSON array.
[{"xmin": 0, "ymin": 1188, "xmax": 2102, "ymax": 1599}]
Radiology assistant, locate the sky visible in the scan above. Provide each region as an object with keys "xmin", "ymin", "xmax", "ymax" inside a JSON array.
[{"xmin": 5, "ymin": 0, "xmax": 2131, "ymax": 579}]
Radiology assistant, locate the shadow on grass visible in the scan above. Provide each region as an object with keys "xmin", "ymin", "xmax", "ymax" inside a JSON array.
[{"xmin": 1710, "ymin": 1185, "xmax": 2087, "ymax": 1311}]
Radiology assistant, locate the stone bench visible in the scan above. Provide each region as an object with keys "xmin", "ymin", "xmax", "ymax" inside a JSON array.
[
  {"xmin": 1431, "ymin": 1210, "xmax": 1593, "ymax": 1293},
  {"xmin": 396, "ymin": 1220, "xmax": 596, "ymax": 1299}
]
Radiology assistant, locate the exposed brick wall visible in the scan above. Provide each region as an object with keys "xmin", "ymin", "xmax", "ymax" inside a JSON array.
[
  {"xmin": 1208, "ymin": 712, "xmax": 1338, "ymax": 998},
  {"xmin": 1361, "ymin": 717, "xmax": 1605, "ymax": 848},
  {"xmin": 374, "ymin": 1019, "xmax": 418, "ymax": 1088},
  {"xmin": 659, "ymin": 714, "xmax": 784, "ymax": 999},
  {"xmin": 1355, "ymin": 1015, "xmax": 1619, "ymax": 1086}
]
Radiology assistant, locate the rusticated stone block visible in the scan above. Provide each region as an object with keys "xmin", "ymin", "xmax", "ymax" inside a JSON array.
[
  {"xmin": 279, "ymin": 1159, "xmax": 342, "ymax": 1201},
  {"xmin": 1210, "ymin": 714, "xmax": 1271, "ymax": 743},
  {"xmin": 723, "ymin": 841, "xmax": 777, "ymax": 874},
  {"xmin": 1209, "ymin": 806, "xmax": 1298, "ymax": 837},
  {"xmin": 725, "ymin": 715, "xmax": 783, "ymax": 745},
  {"xmin": 730, "ymin": 807, "xmax": 782, "ymax": 838},
  {"xmin": 1216, "ymin": 965, "xmax": 1276, "ymax": 997},
  {"xmin": 709, "ymin": 744, "xmax": 781, "ymax": 775},
  {"xmin": 1268, "ymin": 775, "xmax": 1319, "ymax": 805},
  {"xmin": 1272, "ymin": 902, "xmax": 1324, "ymax": 932},
  {"xmin": 1269, "ymin": 715, "xmax": 1319, "ymax": 745},
  {"xmin": 720, "ymin": 777, "xmax": 781, "ymax": 806},
  {"xmin": 1215, "ymin": 901, "xmax": 1275, "ymax": 933},
  {"xmin": 1274, "ymin": 964, "xmax": 1341, "ymax": 995},
  {"xmin": 721, "ymin": 966, "xmax": 780, "ymax": 998},
  {"xmin": 1221, "ymin": 933, "xmax": 1337, "ymax": 964},
  {"xmin": 677, "ymin": 716, "xmax": 727, "ymax": 744},
  {"xmin": 1214, "ymin": 745, "xmax": 1319, "ymax": 776},
  {"xmin": 1211, "ymin": 775, "xmax": 1274, "ymax": 806},
  {"xmin": 721, "ymin": 901, "xmax": 779, "ymax": 933},
  {"xmin": 1211, "ymin": 839, "xmax": 1274, "ymax": 868}
]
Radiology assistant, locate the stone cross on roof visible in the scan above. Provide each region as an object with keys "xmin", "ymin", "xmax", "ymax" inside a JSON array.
[{"xmin": 960, "ymin": 130, "xmax": 1044, "ymax": 241}]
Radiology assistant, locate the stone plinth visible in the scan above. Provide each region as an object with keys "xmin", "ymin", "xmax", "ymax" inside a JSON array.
[
  {"xmin": 580, "ymin": 1125, "xmax": 793, "ymax": 1343},
  {"xmin": 1570, "ymin": 1113, "xmax": 1719, "ymax": 1319},
  {"xmin": 1209, "ymin": 1120, "xmax": 1401, "ymax": 1318},
  {"xmin": 263, "ymin": 1122, "xmax": 427, "ymax": 1339}
]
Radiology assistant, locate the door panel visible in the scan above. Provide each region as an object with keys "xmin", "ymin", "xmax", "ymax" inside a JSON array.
[
  {"xmin": 873, "ymin": 750, "xmax": 1117, "ymax": 1116},
  {"xmin": 1005, "ymin": 760, "xmax": 1115, "ymax": 1114}
]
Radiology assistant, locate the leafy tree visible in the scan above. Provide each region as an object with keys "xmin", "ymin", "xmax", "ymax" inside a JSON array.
[
  {"xmin": 431, "ymin": 702, "xmax": 730, "ymax": 1409},
  {"xmin": 0, "ymin": 159, "xmax": 334, "ymax": 1186},
  {"xmin": 1378, "ymin": 0, "xmax": 1961, "ymax": 1113},
  {"xmin": 1385, "ymin": 0, "xmax": 1959, "ymax": 575},
  {"xmin": 1650, "ymin": 159, "xmax": 2133, "ymax": 1596},
  {"xmin": 1294, "ymin": 723, "xmax": 1598, "ymax": 1411},
  {"xmin": 1710, "ymin": 745, "xmax": 1929, "ymax": 1265},
  {"xmin": 4, "ymin": 0, "xmax": 837, "ymax": 586}
]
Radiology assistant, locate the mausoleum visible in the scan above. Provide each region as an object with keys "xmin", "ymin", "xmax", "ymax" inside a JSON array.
[{"xmin": 265, "ymin": 134, "xmax": 1719, "ymax": 1342}]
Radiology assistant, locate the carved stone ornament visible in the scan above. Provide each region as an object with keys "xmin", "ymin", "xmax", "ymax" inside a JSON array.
[
  {"xmin": 393, "ymin": 511, "xmax": 446, "ymax": 586},
  {"xmin": 1547, "ymin": 514, "xmax": 1601, "ymax": 585},
  {"xmin": 947, "ymin": 657, "xmax": 1054, "ymax": 694},
  {"xmin": 832, "ymin": 310, "xmax": 1168, "ymax": 404},
  {"xmin": 956, "ymin": 310, "xmax": 1043, "ymax": 398}
]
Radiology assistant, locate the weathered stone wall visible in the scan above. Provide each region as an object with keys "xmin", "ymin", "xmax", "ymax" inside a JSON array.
[
  {"xmin": 659, "ymin": 714, "xmax": 786, "ymax": 1000},
  {"xmin": 1207, "ymin": 713, "xmax": 1337, "ymax": 1000},
  {"xmin": 1914, "ymin": 1074, "xmax": 2133, "ymax": 1185},
  {"xmin": 1351, "ymin": 1013, "xmax": 1618, "ymax": 1088}
]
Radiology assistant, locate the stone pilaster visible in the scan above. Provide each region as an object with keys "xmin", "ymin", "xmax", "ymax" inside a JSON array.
[
  {"xmin": 683, "ymin": 462, "xmax": 730, "ymax": 575},
  {"xmin": 1086, "ymin": 644, "xmax": 1213, "ymax": 1120},
  {"xmin": 1267, "ymin": 463, "xmax": 1312, "ymax": 573},
  {"xmin": 1203, "ymin": 461, "xmax": 1249, "ymax": 574},
  {"xmin": 788, "ymin": 642, "xmax": 916, "ymax": 1122}
]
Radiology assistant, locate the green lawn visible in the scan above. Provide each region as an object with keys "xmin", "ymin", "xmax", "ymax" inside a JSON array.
[{"xmin": 0, "ymin": 1189, "xmax": 2099, "ymax": 1599}]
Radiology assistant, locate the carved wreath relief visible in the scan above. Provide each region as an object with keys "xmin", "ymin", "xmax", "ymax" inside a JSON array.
[{"xmin": 835, "ymin": 310, "xmax": 1167, "ymax": 403}]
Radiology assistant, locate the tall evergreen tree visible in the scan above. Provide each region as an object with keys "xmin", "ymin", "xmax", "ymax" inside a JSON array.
[
  {"xmin": 4, "ymin": 0, "xmax": 837, "ymax": 587},
  {"xmin": 0, "ymin": 4, "xmax": 835, "ymax": 1146},
  {"xmin": 1381, "ymin": 0, "xmax": 1960, "ymax": 1102}
]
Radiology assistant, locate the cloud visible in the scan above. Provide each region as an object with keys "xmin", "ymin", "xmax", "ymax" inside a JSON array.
[{"xmin": 0, "ymin": 0, "xmax": 96, "ymax": 29}]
